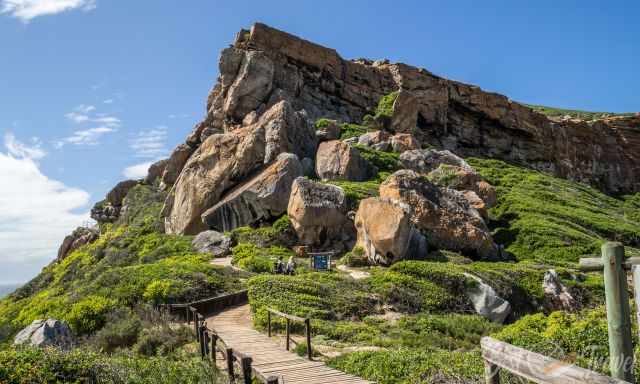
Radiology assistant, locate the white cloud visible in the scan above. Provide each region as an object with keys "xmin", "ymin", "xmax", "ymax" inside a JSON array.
[
  {"xmin": 4, "ymin": 133, "xmax": 46, "ymax": 160},
  {"xmin": 129, "ymin": 126, "xmax": 168, "ymax": 159},
  {"xmin": 1, "ymin": 0, "xmax": 96, "ymax": 22},
  {"xmin": 0, "ymin": 134, "xmax": 89, "ymax": 273},
  {"xmin": 58, "ymin": 104, "xmax": 120, "ymax": 147},
  {"xmin": 122, "ymin": 161, "xmax": 153, "ymax": 179},
  {"xmin": 103, "ymin": 99, "xmax": 113, "ymax": 104}
]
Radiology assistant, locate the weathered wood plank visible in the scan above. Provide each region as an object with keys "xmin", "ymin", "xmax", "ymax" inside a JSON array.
[{"xmin": 481, "ymin": 337, "xmax": 630, "ymax": 384}]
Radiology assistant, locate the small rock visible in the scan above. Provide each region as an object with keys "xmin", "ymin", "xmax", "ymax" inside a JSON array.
[
  {"xmin": 400, "ymin": 149, "xmax": 473, "ymax": 174},
  {"xmin": 315, "ymin": 119, "xmax": 341, "ymax": 141},
  {"xmin": 358, "ymin": 131, "xmax": 390, "ymax": 147},
  {"xmin": 192, "ymin": 230, "xmax": 232, "ymax": 257},
  {"xmin": 543, "ymin": 269, "xmax": 579, "ymax": 312},
  {"xmin": 14, "ymin": 319, "xmax": 74, "ymax": 350},
  {"xmin": 390, "ymin": 133, "xmax": 419, "ymax": 153},
  {"xmin": 464, "ymin": 274, "xmax": 511, "ymax": 323}
]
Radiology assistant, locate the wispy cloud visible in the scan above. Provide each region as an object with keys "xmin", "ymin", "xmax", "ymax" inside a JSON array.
[
  {"xmin": 4, "ymin": 133, "xmax": 46, "ymax": 160},
  {"xmin": 57, "ymin": 104, "xmax": 120, "ymax": 147},
  {"xmin": 103, "ymin": 99, "xmax": 113, "ymax": 104},
  {"xmin": 1, "ymin": 0, "xmax": 96, "ymax": 22},
  {"xmin": 129, "ymin": 126, "xmax": 168, "ymax": 159},
  {"xmin": 168, "ymin": 113, "xmax": 191, "ymax": 119}
]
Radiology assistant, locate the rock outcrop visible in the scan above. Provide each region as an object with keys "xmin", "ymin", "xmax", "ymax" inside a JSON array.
[
  {"xmin": 144, "ymin": 159, "xmax": 168, "ymax": 185},
  {"xmin": 201, "ymin": 153, "xmax": 303, "ymax": 231},
  {"xmin": 57, "ymin": 227, "xmax": 99, "ymax": 261},
  {"xmin": 14, "ymin": 319, "xmax": 74, "ymax": 349},
  {"xmin": 315, "ymin": 140, "xmax": 371, "ymax": 181},
  {"xmin": 91, "ymin": 180, "xmax": 139, "ymax": 224},
  {"xmin": 354, "ymin": 197, "xmax": 427, "ymax": 265},
  {"xmin": 287, "ymin": 177, "xmax": 352, "ymax": 247},
  {"xmin": 543, "ymin": 269, "xmax": 578, "ymax": 312},
  {"xmin": 315, "ymin": 119, "xmax": 341, "ymax": 141},
  {"xmin": 192, "ymin": 230, "xmax": 232, "ymax": 257},
  {"xmin": 380, "ymin": 170, "xmax": 498, "ymax": 259},
  {"xmin": 160, "ymin": 144, "xmax": 194, "ymax": 189}
]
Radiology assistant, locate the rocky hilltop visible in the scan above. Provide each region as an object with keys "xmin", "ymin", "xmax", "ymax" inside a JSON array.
[{"xmin": 135, "ymin": 23, "xmax": 637, "ymax": 237}]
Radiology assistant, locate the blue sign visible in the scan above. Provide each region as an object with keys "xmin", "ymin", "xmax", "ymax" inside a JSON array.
[{"xmin": 311, "ymin": 254, "xmax": 331, "ymax": 271}]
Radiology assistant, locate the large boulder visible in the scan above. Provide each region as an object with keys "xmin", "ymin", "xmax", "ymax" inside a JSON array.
[
  {"xmin": 464, "ymin": 274, "xmax": 511, "ymax": 323},
  {"xmin": 543, "ymin": 270, "xmax": 579, "ymax": 312},
  {"xmin": 315, "ymin": 140, "xmax": 371, "ymax": 181},
  {"xmin": 358, "ymin": 130, "xmax": 391, "ymax": 151},
  {"xmin": 192, "ymin": 230, "xmax": 232, "ymax": 257},
  {"xmin": 14, "ymin": 319, "xmax": 74, "ymax": 350},
  {"xmin": 57, "ymin": 227, "xmax": 99, "ymax": 261},
  {"xmin": 160, "ymin": 144, "xmax": 194, "ymax": 190},
  {"xmin": 262, "ymin": 100, "xmax": 317, "ymax": 163},
  {"xmin": 201, "ymin": 153, "xmax": 303, "ymax": 231},
  {"xmin": 162, "ymin": 126, "xmax": 266, "ymax": 235},
  {"xmin": 400, "ymin": 149, "xmax": 473, "ymax": 174},
  {"xmin": 354, "ymin": 197, "xmax": 426, "ymax": 265},
  {"xmin": 287, "ymin": 177, "xmax": 352, "ymax": 246},
  {"xmin": 379, "ymin": 170, "xmax": 499, "ymax": 259}
]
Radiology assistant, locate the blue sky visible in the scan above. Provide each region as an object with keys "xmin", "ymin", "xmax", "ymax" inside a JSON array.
[{"xmin": 0, "ymin": 0, "xmax": 638, "ymax": 284}]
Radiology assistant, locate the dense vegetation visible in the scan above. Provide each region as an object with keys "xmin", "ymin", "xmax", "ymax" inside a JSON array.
[{"xmin": 525, "ymin": 103, "xmax": 634, "ymax": 120}]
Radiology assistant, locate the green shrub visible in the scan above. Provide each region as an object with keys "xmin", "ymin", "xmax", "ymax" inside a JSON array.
[
  {"xmin": 353, "ymin": 144, "xmax": 400, "ymax": 173},
  {"xmin": 340, "ymin": 247, "xmax": 370, "ymax": 267},
  {"xmin": 67, "ymin": 296, "xmax": 115, "ymax": 335},
  {"xmin": 92, "ymin": 309, "xmax": 142, "ymax": 353},
  {"xmin": 231, "ymin": 243, "xmax": 294, "ymax": 273},
  {"xmin": 374, "ymin": 91, "xmax": 399, "ymax": 119},
  {"xmin": 340, "ymin": 123, "xmax": 372, "ymax": 140},
  {"xmin": 133, "ymin": 325, "xmax": 193, "ymax": 357}
]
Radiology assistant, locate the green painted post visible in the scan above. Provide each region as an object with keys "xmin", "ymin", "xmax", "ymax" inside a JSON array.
[{"xmin": 602, "ymin": 242, "xmax": 635, "ymax": 382}]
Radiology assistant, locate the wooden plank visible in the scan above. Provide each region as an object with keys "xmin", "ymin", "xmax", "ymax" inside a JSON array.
[
  {"xmin": 481, "ymin": 337, "xmax": 630, "ymax": 384},
  {"xmin": 267, "ymin": 307, "xmax": 308, "ymax": 323},
  {"xmin": 579, "ymin": 256, "xmax": 640, "ymax": 271}
]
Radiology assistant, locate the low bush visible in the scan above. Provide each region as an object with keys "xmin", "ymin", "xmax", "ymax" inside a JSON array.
[{"xmin": 92, "ymin": 308, "xmax": 142, "ymax": 353}]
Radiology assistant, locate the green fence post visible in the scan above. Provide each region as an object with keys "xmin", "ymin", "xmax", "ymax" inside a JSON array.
[{"xmin": 602, "ymin": 242, "xmax": 635, "ymax": 382}]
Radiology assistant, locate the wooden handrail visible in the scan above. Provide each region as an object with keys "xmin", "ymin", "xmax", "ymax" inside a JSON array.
[
  {"xmin": 266, "ymin": 308, "xmax": 312, "ymax": 360},
  {"xmin": 481, "ymin": 337, "xmax": 631, "ymax": 384}
]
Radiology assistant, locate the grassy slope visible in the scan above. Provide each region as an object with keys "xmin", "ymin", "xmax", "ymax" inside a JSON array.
[{"xmin": 525, "ymin": 104, "xmax": 634, "ymax": 120}]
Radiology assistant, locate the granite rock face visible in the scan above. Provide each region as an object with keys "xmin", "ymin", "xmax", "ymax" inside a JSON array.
[
  {"xmin": 57, "ymin": 227, "xmax": 99, "ymax": 261},
  {"xmin": 201, "ymin": 153, "xmax": 303, "ymax": 232},
  {"xmin": 315, "ymin": 140, "xmax": 371, "ymax": 181},
  {"xmin": 91, "ymin": 180, "xmax": 139, "ymax": 224}
]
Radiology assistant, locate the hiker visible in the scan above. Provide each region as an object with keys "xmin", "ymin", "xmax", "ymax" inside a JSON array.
[
  {"xmin": 285, "ymin": 256, "xmax": 296, "ymax": 275},
  {"xmin": 274, "ymin": 256, "xmax": 285, "ymax": 274}
]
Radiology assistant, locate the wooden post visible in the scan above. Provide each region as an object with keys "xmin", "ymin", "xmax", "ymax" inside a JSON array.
[
  {"xmin": 193, "ymin": 311, "xmax": 199, "ymax": 340},
  {"xmin": 241, "ymin": 356, "xmax": 253, "ymax": 384},
  {"xmin": 633, "ymin": 265, "xmax": 640, "ymax": 342},
  {"xmin": 602, "ymin": 242, "xmax": 635, "ymax": 382},
  {"xmin": 211, "ymin": 334, "xmax": 218, "ymax": 363},
  {"xmin": 267, "ymin": 310, "xmax": 271, "ymax": 338},
  {"xmin": 203, "ymin": 330, "xmax": 210, "ymax": 357},
  {"xmin": 484, "ymin": 359, "xmax": 500, "ymax": 384},
  {"xmin": 199, "ymin": 325, "xmax": 206, "ymax": 359},
  {"xmin": 305, "ymin": 318, "xmax": 312, "ymax": 360},
  {"xmin": 186, "ymin": 307, "xmax": 190, "ymax": 324},
  {"xmin": 285, "ymin": 318, "xmax": 290, "ymax": 351},
  {"xmin": 226, "ymin": 348, "xmax": 235, "ymax": 382}
]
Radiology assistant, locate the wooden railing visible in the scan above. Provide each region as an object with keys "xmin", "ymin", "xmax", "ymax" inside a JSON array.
[
  {"xmin": 481, "ymin": 337, "xmax": 631, "ymax": 384},
  {"xmin": 161, "ymin": 291, "xmax": 280, "ymax": 384},
  {"xmin": 267, "ymin": 307, "xmax": 312, "ymax": 360}
]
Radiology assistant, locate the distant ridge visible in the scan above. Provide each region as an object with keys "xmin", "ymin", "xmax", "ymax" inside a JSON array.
[{"xmin": 0, "ymin": 284, "xmax": 20, "ymax": 299}]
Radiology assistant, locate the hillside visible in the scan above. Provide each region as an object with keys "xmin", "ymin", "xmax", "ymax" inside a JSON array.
[
  {"xmin": 0, "ymin": 285, "xmax": 20, "ymax": 299},
  {"xmin": 2, "ymin": 23, "xmax": 640, "ymax": 383}
]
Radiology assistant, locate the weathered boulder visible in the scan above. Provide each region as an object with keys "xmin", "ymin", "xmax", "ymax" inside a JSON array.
[
  {"xmin": 464, "ymin": 274, "xmax": 511, "ymax": 323},
  {"xmin": 14, "ymin": 319, "xmax": 74, "ymax": 349},
  {"xmin": 427, "ymin": 164, "xmax": 497, "ymax": 209},
  {"xmin": 90, "ymin": 180, "xmax": 139, "ymax": 224},
  {"xmin": 160, "ymin": 144, "xmax": 194, "ymax": 190},
  {"xmin": 400, "ymin": 149, "xmax": 473, "ymax": 174},
  {"xmin": 316, "ymin": 140, "xmax": 371, "ymax": 181},
  {"xmin": 144, "ymin": 159, "xmax": 168, "ymax": 185},
  {"xmin": 57, "ymin": 227, "xmax": 99, "ymax": 261},
  {"xmin": 355, "ymin": 197, "xmax": 427, "ymax": 265},
  {"xmin": 358, "ymin": 131, "xmax": 390, "ymax": 148},
  {"xmin": 543, "ymin": 270, "xmax": 578, "ymax": 312},
  {"xmin": 462, "ymin": 190, "xmax": 488, "ymax": 220},
  {"xmin": 287, "ymin": 177, "xmax": 352, "ymax": 246},
  {"xmin": 192, "ymin": 230, "xmax": 232, "ymax": 257},
  {"xmin": 262, "ymin": 100, "xmax": 317, "ymax": 163},
  {"xmin": 163, "ymin": 126, "xmax": 266, "ymax": 235},
  {"xmin": 390, "ymin": 133, "xmax": 419, "ymax": 153},
  {"xmin": 380, "ymin": 170, "xmax": 499, "ymax": 259},
  {"xmin": 316, "ymin": 119, "xmax": 341, "ymax": 141},
  {"xmin": 201, "ymin": 153, "xmax": 303, "ymax": 231}
]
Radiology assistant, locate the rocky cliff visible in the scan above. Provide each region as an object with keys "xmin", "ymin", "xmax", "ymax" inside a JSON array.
[{"xmin": 122, "ymin": 23, "xmax": 639, "ymax": 236}]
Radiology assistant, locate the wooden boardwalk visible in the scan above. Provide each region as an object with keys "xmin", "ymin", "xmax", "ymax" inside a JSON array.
[{"xmin": 206, "ymin": 304, "xmax": 373, "ymax": 384}]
